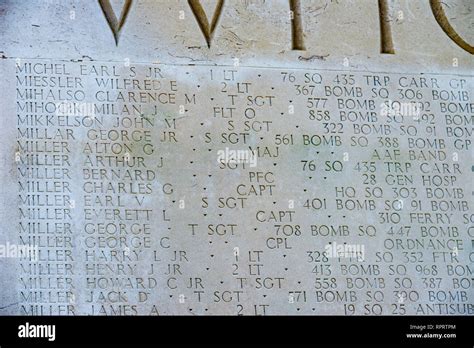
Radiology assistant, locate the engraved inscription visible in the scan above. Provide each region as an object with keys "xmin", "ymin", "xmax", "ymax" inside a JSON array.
[{"xmin": 6, "ymin": 59, "xmax": 473, "ymax": 315}]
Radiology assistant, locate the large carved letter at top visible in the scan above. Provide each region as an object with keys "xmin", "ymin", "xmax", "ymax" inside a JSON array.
[
  {"xmin": 188, "ymin": 0, "xmax": 225, "ymax": 48},
  {"xmin": 96, "ymin": 0, "xmax": 473, "ymax": 55},
  {"xmin": 98, "ymin": 0, "xmax": 133, "ymax": 45}
]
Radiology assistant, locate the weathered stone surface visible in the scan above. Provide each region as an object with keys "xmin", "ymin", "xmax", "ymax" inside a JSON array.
[{"xmin": 0, "ymin": 0, "xmax": 472, "ymax": 315}]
